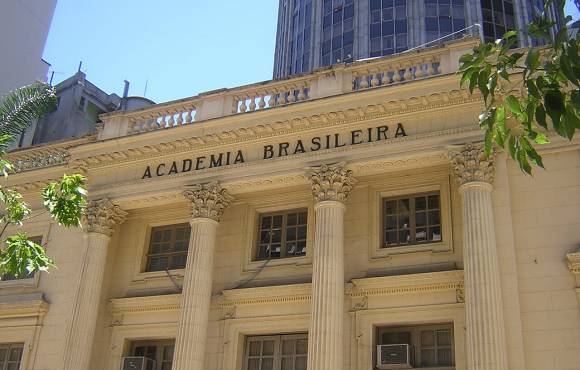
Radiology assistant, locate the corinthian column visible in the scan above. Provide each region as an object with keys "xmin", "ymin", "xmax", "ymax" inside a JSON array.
[
  {"xmin": 305, "ymin": 163, "xmax": 355, "ymax": 370},
  {"xmin": 450, "ymin": 144, "xmax": 508, "ymax": 370},
  {"xmin": 172, "ymin": 182, "xmax": 232, "ymax": 370},
  {"xmin": 63, "ymin": 199, "xmax": 127, "ymax": 370}
]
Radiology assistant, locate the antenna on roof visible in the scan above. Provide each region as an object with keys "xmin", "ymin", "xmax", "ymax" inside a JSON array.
[
  {"xmin": 143, "ymin": 79, "xmax": 148, "ymax": 97},
  {"xmin": 49, "ymin": 71, "xmax": 55, "ymax": 86},
  {"xmin": 121, "ymin": 80, "xmax": 130, "ymax": 110},
  {"xmin": 77, "ymin": 61, "xmax": 83, "ymax": 73}
]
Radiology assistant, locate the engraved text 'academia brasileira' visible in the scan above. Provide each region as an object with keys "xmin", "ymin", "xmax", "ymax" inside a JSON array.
[{"xmin": 141, "ymin": 122, "xmax": 407, "ymax": 179}]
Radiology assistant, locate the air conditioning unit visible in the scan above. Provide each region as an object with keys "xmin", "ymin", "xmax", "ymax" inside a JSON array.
[
  {"xmin": 377, "ymin": 344, "xmax": 414, "ymax": 369},
  {"xmin": 121, "ymin": 356, "xmax": 156, "ymax": 370}
]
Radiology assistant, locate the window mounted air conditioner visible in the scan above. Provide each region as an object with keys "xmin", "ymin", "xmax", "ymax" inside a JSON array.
[
  {"xmin": 377, "ymin": 344, "xmax": 414, "ymax": 369},
  {"xmin": 121, "ymin": 356, "xmax": 156, "ymax": 370}
]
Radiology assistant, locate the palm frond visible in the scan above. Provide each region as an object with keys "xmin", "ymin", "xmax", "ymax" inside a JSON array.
[{"xmin": 0, "ymin": 83, "xmax": 57, "ymax": 146}]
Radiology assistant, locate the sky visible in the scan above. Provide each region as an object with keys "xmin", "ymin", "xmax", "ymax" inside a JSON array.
[{"xmin": 43, "ymin": 0, "xmax": 580, "ymax": 104}]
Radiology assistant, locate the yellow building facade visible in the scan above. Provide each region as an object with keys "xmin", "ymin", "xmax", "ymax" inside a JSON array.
[{"xmin": 1, "ymin": 39, "xmax": 579, "ymax": 370}]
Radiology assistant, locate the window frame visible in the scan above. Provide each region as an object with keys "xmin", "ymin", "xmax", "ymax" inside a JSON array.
[
  {"xmin": 0, "ymin": 343, "xmax": 24, "ymax": 370},
  {"xmin": 131, "ymin": 339, "xmax": 175, "ymax": 370},
  {"xmin": 381, "ymin": 192, "xmax": 442, "ymax": 248},
  {"xmin": 376, "ymin": 323, "xmax": 454, "ymax": 368},
  {"xmin": 255, "ymin": 208, "xmax": 308, "ymax": 261},
  {"xmin": 145, "ymin": 223, "xmax": 191, "ymax": 273},
  {"xmin": 369, "ymin": 175, "xmax": 453, "ymax": 260},
  {"xmin": 243, "ymin": 334, "xmax": 308, "ymax": 370},
  {"xmin": 241, "ymin": 197, "xmax": 314, "ymax": 273}
]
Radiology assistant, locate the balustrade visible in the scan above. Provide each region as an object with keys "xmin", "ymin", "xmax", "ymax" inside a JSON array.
[
  {"xmin": 352, "ymin": 56, "xmax": 440, "ymax": 91},
  {"xmin": 128, "ymin": 105, "xmax": 198, "ymax": 134},
  {"xmin": 96, "ymin": 39, "xmax": 476, "ymax": 138}
]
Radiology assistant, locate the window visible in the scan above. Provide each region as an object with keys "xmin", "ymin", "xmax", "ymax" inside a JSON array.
[
  {"xmin": 321, "ymin": 0, "xmax": 355, "ymax": 66},
  {"xmin": 146, "ymin": 224, "xmax": 191, "ymax": 272},
  {"xmin": 480, "ymin": 0, "xmax": 516, "ymax": 43},
  {"xmin": 244, "ymin": 334, "xmax": 307, "ymax": 370},
  {"xmin": 370, "ymin": 0, "xmax": 408, "ymax": 57},
  {"xmin": 132, "ymin": 340, "xmax": 174, "ymax": 370},
  {"xmin": 289, "ymin": 0, "xmax": 313, "ymax": 74},
  {"xmin": 377, "ymin": 324, "xmax": 454, "ymax": 368},
  {"xmin": 1, "ymin": 236, "xmax": 43, "ymax": 281},
  {"xmin": 257, "ymin": 210, "xmax": 307, "ymax": 260},
  {"xmin": 424, "ymin": 0, "xmax": 466, "ymax": 43},
  {"xmin": 0, "ymin": 343, "xmax": 24, "ymax": 370},
  {"xmin": 382, "ymin": 193, "xmax": 441, "ymax": 247}
]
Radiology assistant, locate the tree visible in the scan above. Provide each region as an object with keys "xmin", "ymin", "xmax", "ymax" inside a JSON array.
[
  {"xmin": 0, "ymin": 83, "xmax": 86, "ymax": 278},
  {"xmin": 459, "ymin": 0, "xmax": 579, "ymax": 173}
]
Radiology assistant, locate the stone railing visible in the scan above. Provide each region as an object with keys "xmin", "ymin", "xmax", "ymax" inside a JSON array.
[
  {"xmin": 98, "ymin": 38, "xmax": 478, "ymax": 140},
  {"xmin": 7, "ymin": 137, "xmax": 91, "ymax": 173},
  {"xmin": 351, "ymin": 49, "xmax": 443, "ymax": 91}
]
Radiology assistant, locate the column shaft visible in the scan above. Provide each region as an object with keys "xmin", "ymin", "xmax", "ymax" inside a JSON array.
[
  {"xmin": 307, "ymin": 201, "xmax": 346, "ymax": 370},
  {"xmin": 461, "ymin": 183, "xmax": 508, "ymax": 370},
  {"xmin": 172, "ymin": 218, "xmax": 219, "ymax": 370},
  {"xmin": 62, "ymin": 233, "xmax": 110, "ymax": 370}
]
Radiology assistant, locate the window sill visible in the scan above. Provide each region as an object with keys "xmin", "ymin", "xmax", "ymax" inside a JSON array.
[
  {"xmin": 131, "ymin": 269, "xmax": 185, "ymax": 284},
  {"xmin": 371, "ymin": 241, "xmax": 451, "ymax": 260},
  {"xmin": 0, "ymin": 276, "xmax": 38, "ymax": 290},
  {"xmin": 243, "ymin": 255, "xmax": 310, "ymax": 273}
]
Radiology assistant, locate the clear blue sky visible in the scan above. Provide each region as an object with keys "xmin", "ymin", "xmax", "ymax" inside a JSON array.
[{"xmin": 43, "ymin": 0, "xmax": 579, "ymax": 104}]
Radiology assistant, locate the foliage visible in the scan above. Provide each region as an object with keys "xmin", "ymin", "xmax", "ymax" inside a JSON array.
[
  {"xmin": 0, "ymin": 84, "xmax": 87, "ymax": 279},
  {"xmin": 459, "ymin": 0, "xmax": 579, "ymax": 173}
]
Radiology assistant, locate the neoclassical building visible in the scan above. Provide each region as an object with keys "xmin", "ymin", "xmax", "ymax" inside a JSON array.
[{"xmin": 1, "ymin": 38, "xmax": 579, "ymax": 370}]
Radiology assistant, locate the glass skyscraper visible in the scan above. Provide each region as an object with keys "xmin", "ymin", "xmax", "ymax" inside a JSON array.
[{"xmin": 273, "ymin": 0, "xmax": 564, "ymax": 78}]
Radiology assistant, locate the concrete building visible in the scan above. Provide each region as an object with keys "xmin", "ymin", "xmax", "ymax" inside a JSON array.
[
  {"xmin": 13, "ymin": 72, "xmax": 155, "ymax": 149},
  {"xmin": 1, "ymin": 38, "xmax": 579, "ymax": 370},
  {"xmin": 273, "ymin": 0, "xmax": 565, "ymax": 78},
  {"xmin": 0, "ymin": 0, "xmax": 57, "ymax": 96}
]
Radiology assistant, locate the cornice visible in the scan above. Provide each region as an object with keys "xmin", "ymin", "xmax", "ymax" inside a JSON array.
[
  {"xmin": 7, "ymin": 137, "xmax": 93, "ymax": 173},
  {"xmin": 73, "ymin": 89, "xmax": 482, "ymax": 170},
  {"xmin": 0, "ymin": 293, "xmax": 49, "ymax": 318},
  {"xmin": 347, "ymin": 270, "xmax": 464, "ymax": 297},
  {"xmin": 219, "ymin": 283, "xmax": 312, "ymax": 306},
  {"xmin": 109, "ymin": 294, "xmax": 181, "ymax": 315}
]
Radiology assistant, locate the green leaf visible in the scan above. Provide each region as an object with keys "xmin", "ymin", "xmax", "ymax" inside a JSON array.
[
  {"xmin": 469, "ymin": 70, "xmax": 480, "ymax": 94},
  {"xmin": 505, "ymin": 95, "xmax": 523, "ymax": 115},
  {"xmin": 544, "ymin": 89, "xmax": 566, "ymax": 134},
  {"xmin": 0, "ymin": 83, "xmax": 57, "ymax": 148},
  {"xmin": 508, "ymin": 135, "xmax": 517, "ymax": 159},
  {"xmin": 42, "ymin": 174, "xmax": 87, "ymax": 227},
  {"xmin": 525, "ymin": 48, "xmax": 540, "ymax": 71},
  {"xmin": 559, "ymin": 54, "xmax": 579, "ymax": 86},
  {"xmin": 478, "ymin": 68, "xmax": 491, "ymax": 101},
  {"xmin": 459, "ymin": 53, "xmax": 474, "ymax": 63},
  {"xmin": 533, "ymin": 132, "xmax": 550, "ymax": 144},
  {"xmin": 460, "ymin": 68, "xmax": 476, "ymax": 88},
  {"xmin": 0, "ymin": 233, "xmax": 54, "ymax": 278},
  {"xmin": 535, "ymin": 104, "xmax": 548, "ymax": 129}
]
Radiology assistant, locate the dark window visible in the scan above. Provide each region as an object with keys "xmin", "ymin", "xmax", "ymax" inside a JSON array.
[
  {"xmin": 0, "ymin": 343, "xmax": 24, "ymax": 370},
  {"xmin": 132, "ymin": 340, "xmax": 174, "ymax": 370},
  {"xmin": 382, "ymin": 193, "xmax": 441, "ymax": 247},
  {"xmin": 480, "ymin": 0, "xmax": 518, "ymax": 44},
  {"xmin": 377, "ymin": 324, "xmax": 454, "ymax": 368},
  {"xmin": 371, "ymin": 0, "xmax": 407, "ymax": 56},
  {"xmin": 424, "ymin": 0, "xmax": 466, "ymax": 42},
  {"xmin": 257, "ymin": 210, "xmax": 307, "ymax": 260},
  {"xmin": 146, "ymin": 224, "xmax": 191, "ymax": 272},
  {"xmin": 245, "ymin": 335, "xmax": 308, "ymax": 370},
  {"xmin": 1, "ymin": 236, "xmax": 43, "ymax": 281}
]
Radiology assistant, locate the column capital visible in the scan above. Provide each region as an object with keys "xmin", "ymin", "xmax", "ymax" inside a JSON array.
[
  {"xmin": 182, "ymin": 182, "xmax": 233, "ymax": 222},
  {"xmin": 449, "ymin": 143, "xmax": 495, "ymax": 187},
  {"xmin": 306, "ymin": 162, "xmax": 356, "ymax": 203},
  {"xmin": 84, "ymin": 198, "xmax": 127, "ymax": 237}
]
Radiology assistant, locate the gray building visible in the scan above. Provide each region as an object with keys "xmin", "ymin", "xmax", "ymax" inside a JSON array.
[
  {"xmin": 273, "ymin": 0, "xmax": 564, "ymax": 78},
  {"xmin": 15, "ymin": 72, "xmax": 154, "ymax": 148}
]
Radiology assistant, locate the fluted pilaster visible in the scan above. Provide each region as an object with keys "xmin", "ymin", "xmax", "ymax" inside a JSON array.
[
  {"xmin": 450, "ymin": 144, "xmax": 508, "ymax": 370},
  {"xmin": 172, "ymin": 182, "xmax": 232, "ymax": 370},
  {"xmin": 63, "ymin": 199, "xmax": 126, "ymax": 370},
  {"xmin": 306, "ymin": 163, "xmax": 355, "ymax": 370}
]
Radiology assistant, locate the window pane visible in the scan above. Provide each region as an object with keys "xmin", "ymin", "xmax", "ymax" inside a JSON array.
[
  {"xmin": 421, "ymin": 349, "xmax": 436, "ymax": 366},
  {"xmin": 437, "ymin": 330, "xmax": 452, "ymax": 345},
  {"xmin": 296, "ymin": 339, "xmax": 308, "ymax": 354},
  {"xmin": 438, "ymin": 348, "xmax": 453, "ymax": 365},
  {"xmin": 281, "ymin": 357, "xmax": 293, "ymax": 370},
  {"xmin": 282, "ymin": 340, "xmax": 294, "ymax": 355},
  {"xmin": 295, "ymin": 356, "xmax": 307, "ymax": 370},
  {"xmin": 262, "ymin": 340, "xmax": 275, "ymax": 356},
  {"xmin": 421, "ymin": 330, "xmax": 435, "ymax": 346},
  {"xmin": 249, "ymin": 341, "xmax": 261, "ymax": 356},
  {"xmin": 248, "ymin": 358, "xmax": 260, "ymax": 370}
]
